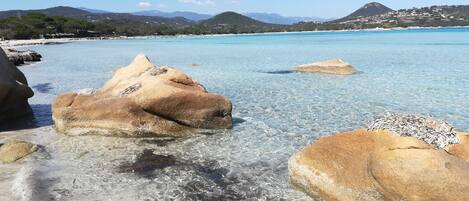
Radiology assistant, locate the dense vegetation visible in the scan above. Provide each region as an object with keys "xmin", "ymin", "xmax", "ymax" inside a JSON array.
[
  {"xmin": 0, "ymin": 12, "xmax": 191, "ymax": 39},
  {"xmin": 0, "ymin": 13, "xmax": 94, "ymax": 39},
  {"xmin": 0, "ymin": 12, "xmax": 287, "ymax": 39},
  {"xmin": 1, "ymin": 4, "xmax": 469, "ymax": 40},
  {"xmin": 290, "ymin": 4, "xmax": 469, "ymax": 31}
]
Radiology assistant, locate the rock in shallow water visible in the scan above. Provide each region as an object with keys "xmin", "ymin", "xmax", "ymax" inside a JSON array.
[
  {"xmin": 117, "ymin": 149, "xmax": 276, "ymax": 200},
  {"xmin": 5, "ymin": 49, "xmax": 42, "ymax": 66},
  {"xmin": 52, "ymin": 54, "xmax": 233, "ymax": 137},
  {"xmin": 293, "ymin": 59, "xmax": 358, "ymax": 75},
  {"xmin": 0, "ymin": 141, "xmax": 37, "ymax": 163},
  {"xmin": 0, "ymin": 47, "xmax": 34, "ymax": 122},
  {"xmin": 289, "ymin": 128, "xmax": 469, "ymax": 201}
]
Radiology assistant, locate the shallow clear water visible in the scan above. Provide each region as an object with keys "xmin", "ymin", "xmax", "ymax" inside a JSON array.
[{"xmin": 2, "ymin": 28, "xmax": 469, "ymax": 201}]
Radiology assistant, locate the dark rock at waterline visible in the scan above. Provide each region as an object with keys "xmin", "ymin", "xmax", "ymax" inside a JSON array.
[
  {"xmin": 5, "ymin": 49, "xmax": 42, "ymax": 66},
  {"xmin": 0, "ymin": 47, "xmax": 34, "ymax": 122},
  {"xmin": 0, "ymin": 104, "xmax": 53, "ymax": 132}
]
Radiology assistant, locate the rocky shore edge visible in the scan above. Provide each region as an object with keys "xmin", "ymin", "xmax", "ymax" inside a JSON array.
[{"xmin": 4, "ymin": 49, "xmax": 42, "ymax": 66}]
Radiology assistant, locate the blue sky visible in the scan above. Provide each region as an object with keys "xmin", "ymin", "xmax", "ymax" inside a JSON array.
[{"xmin": 1, "ymin": 0, "xmax": 468, "ymax": 18}]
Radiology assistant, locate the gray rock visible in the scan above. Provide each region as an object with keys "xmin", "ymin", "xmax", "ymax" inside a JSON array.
[
  {"xmin": 0, "ymin": 47, "xmax": 34, "ymax": 122},
  {"xmin": 367, "ymin": 113, "xmax": 460, "ymax": 149},
  {"xmin": 5, "ymin": 49, "xmax": 42, "ymax": 66}
]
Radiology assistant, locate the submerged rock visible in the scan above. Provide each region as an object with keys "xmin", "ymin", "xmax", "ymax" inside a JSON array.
[
  {"xmin": 0, "ymin": 141, "xmax": 37, "ymax": 163},
  {"xmin": 117, "ymin": 149, "xmax": 273, "ymax": 200},
  {"xmin": 289, "ymin": 119, "xmax": 469, "ymax": 200},
  {"xmin": 0, "ymin": 47, "xmax": 34, "ymax": 122},
  {"xmin": 5, "ymin": 49, "xmax": 42, "ymax": 66},
  {"xmin": 293, "ymin": 59, "xmax": 358, "ymax": 75},
  {"xmin": 119, "ymin": 149, "xmax": 177, "ymax": 178},
  {"xmin": 52, "ymin": 54, "xmax": 232, "ymax": 137}
]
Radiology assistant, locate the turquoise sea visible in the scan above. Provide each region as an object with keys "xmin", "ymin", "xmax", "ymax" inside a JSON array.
[{"xmin": 3, "ymin": 28, "xmax": 469, "ymax": 200}]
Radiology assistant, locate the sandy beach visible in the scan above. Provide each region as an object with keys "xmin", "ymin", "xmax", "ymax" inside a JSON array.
[{"xmin": 0, "ymin": 38, "xmax": 97, "ymax": 49}]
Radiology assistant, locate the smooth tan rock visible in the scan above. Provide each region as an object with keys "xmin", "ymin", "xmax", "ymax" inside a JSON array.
[
  {"xmin": 289, "ymin": 129, "xmax": 385, "ymax": 201},
  {"xmin": 370, "ymin": 145, "xmax": 469, "ymax": 201},
  {"xmin": 293, "ymin": 59, "xmax": 358, "ymax": 75},
  {"xmin": 0, "ymin": 47, "xmax": 34, "ymax": 122},
  {"xmin": 0, "ymin": 141, "xmax": 37, "ymax": 163},
  {"xmin": 448, "ymin": 132, "xmax": 469, "ymax": 161},
  {"xmin": 288, "ymin": 129, "xmax": 469, "ymax": 201},
  {"xmin": 52, "ymin": 54, "xmax": 232, "ymax": 137}
]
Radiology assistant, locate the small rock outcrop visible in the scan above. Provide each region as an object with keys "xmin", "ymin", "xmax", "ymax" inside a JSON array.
[
  {"xmin": 368, "ymin": 113, "xmax": 459, "ymax": 148},
  {"xmin": 289, "ymin": 115, "xmax": 469, "ymax": 201},
  {"xmin": 52, "ymin": 54, "xmax": 233, "ymax": 137},
  {"xmin": 293, "ymin": 59, "xmax": 358, "ymax": 75},
  {"xmin": 0, "ymin": 141, "xmax": 37, "ymax": 163},
  {"xmin": 5, "ymin": 49, "xmax": 42, "ymax": 66},
  {"xmin": 0, "ymin": 47, "xmax": 34, "ymax": 122}
]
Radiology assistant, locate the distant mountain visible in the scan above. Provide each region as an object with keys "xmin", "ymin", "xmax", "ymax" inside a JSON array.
[
  {"xmin": 0, "ymin": 6, "xmax": 90, "ymax": 19},
  {"xmin": 201, "ymin": 12, "xmax": 270, "ymax": 26},
  {"xmin": 2, "ymin": 3, "xmax": 468, "ymax": 39},
  {"xmin": 337, "ymin": 4, "xmax": 469, "ymax": 27},
  {"xmin": 77, "ymin": 7, "xmax": 111, "ymax": 14},
  {"xmin": 337, "ymin": 2, "xmax": 394, "ymax": 22},
  {"xmin": 134, "ymin": 11, "xmax": 330, "ymax": 24},
  {"xmin": 133, "ymin": 10, "xmax": 211, "ymax": 21},
  {"xmin": 0, "ymin": 6, "xmax": 193, "ymax": 26},
  {"xmin": 245, "ymin": 13, "xmax": 333, "ymax": 25},
  {"xmin": 195, "ymin": 12, "xmax": 286, "ymax": 34}
]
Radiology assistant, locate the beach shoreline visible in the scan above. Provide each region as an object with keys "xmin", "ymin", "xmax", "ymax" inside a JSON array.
[
  {"xmin": 1, "ymin": 25, "xmax": 468, "ymax": 48},
  {"xmin": 176, "ymin": 25, "xmax": 469, "ymax": 38},
  {"xmin": 0, "ymin": 38, "xmax": 101, "ymax": 49}
]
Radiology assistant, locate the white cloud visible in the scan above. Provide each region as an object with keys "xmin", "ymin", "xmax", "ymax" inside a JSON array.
[
  {"xmin": 137, "ymin": 1, "xmax": 153, "ymax": 8},
  {"xmin": 178, "ymin": 0, "xmax": 216, "ymax": 6}
]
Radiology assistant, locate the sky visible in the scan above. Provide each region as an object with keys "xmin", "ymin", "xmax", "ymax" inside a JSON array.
[{"xmin": 1, "ymin": 0, "xmax": 468, "ymax": 18}]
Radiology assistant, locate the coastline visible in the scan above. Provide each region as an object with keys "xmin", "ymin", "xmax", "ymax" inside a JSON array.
[
  {"xmin": 182, "ymin": 25, "xmax": 469, "ymax": 38},
  {"xmin": 115, "ymin": 25, "xmax": 469, "ymax": 40},
  {"xmin": 1, "ymin": 25, "xmax": 468, "ymax": 48},
  {"xmin": 0, "ymin": 37, "xmax": 112, "ymax": 48},
  {"xmin": 0, "ymin": 38, "xmax": 77, "ymax": 48}
]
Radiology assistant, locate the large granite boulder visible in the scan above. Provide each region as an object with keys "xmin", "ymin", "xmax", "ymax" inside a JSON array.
[
  {"xmin": 0, "ymin": 141, "xmax": 37, "ymax": 163},
  {"xmin": 293, "ymin": 59, "xmax": 358, "ymax": 75},
  {"xmin": 0, "ymin": 47, "xmax": 34, "ymax": 122},
  {"xmin": 289, "ymin": 114, "xmax": 469, "ymax": 201},
  {"xmin": 52, "ymin": 54, "xmax": 233, "ymax": 137}
]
